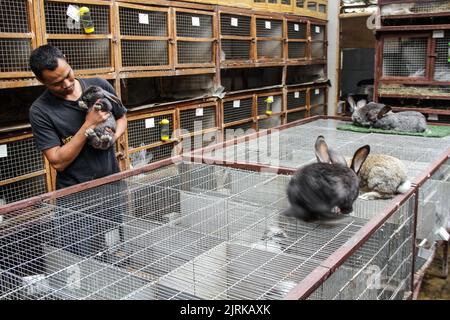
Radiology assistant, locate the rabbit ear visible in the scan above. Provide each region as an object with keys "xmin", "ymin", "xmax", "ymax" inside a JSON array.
[
  {"xmin": 377, "ymin": 105, "xmax": 392, "ymax": 119},
  {"xmin": 102, "ymin": 89, "xmax": 125, "ymax": 109},
  {"xmin": 328, "ymin": 148, "xmax": 348, "ymax": 167},
  {"xmin": 350, "ymin": 145, "xmax": 370, "ymax": 174},
  {"xmin": 347, "ymin": 96, "xmax": 356, "ymax": 112},
  {"xmin": 315, "ymin": 136, "xmax": 331, "ymax": 163},
  {"xmin": 356, "ymin": 99, "xmax": 367, "ymax": 110}
]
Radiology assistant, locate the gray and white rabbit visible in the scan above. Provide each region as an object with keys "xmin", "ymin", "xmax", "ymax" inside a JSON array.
[
  {"xmin": 78, "ymin": 85, "xmax": 123, "ymax": 150},
  {"xmin": 283, "ymin": 136, "xmax": 370, "ymax": 223},
  {"xmin": 348, "ymin": 98, "xmax": 427, "ymax": 133}
]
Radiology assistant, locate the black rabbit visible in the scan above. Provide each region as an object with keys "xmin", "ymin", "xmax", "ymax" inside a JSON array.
[
  {"xmin": 78, "ymin": 86, "xmax": 123, "ymax": 150},
  {"xmin": 284, "ymin": 136, "xmax": 370, "ymax": 223}
]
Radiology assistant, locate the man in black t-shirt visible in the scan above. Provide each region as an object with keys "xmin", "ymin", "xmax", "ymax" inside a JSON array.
[{"xmin": 29, "ymin": 45, "xmax": 128, "ymax": 260}]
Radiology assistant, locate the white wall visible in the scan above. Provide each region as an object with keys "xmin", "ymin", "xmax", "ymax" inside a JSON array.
[{"xmin": 327, "ymin": 0, "xmax": 340, "ymax": 116}]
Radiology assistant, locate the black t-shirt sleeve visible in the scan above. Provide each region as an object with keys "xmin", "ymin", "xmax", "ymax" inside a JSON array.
[{"xmin": 29, "ymin": 105, "xmax": 62, "ymax": 152}]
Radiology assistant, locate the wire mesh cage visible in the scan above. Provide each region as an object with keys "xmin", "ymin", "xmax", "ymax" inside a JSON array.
[
  {"xmin": 218, "ymin": 0, "xmax": 252, "ymax": 9},
  {"xmin": 380, "ymin": 0, "xmax": 450, "ymax": 16},
  {"xmin": 255, "ymin": 17, "xmax": 283, "ymax": 62},
  {"xmin": 126, "ymin": 111, "xmax": 176, "ymax": 169},
  {"xmin": 256, "ymin": 93, "xmax": 283, "ymax": 116},
  {"xmin": 280, "ymin": 0, "xmax": 293, "ymax": 13},
  {"xmin": 0, "ymin": 0, "xmax": 35, "ymax": 78},
  {"xmin": 219, "ymin": 13, "xmax": 253, "ymax": 63},
  {"xmin": 309, "ymin": 194, "xmax": 416, "ymax": 300},
  {"xmin": 178, "ymin": 104, "xmax": 218, "ymax": 135},
  {"xmin": 258, "ymin": 116, "xmax": 282, "ymax": 130},
  {"xmin": 223, "ymin": 121, "xmax": 255, "ymax": 141},
  {"xmin": 222, "ymin": 96, "xmax": 254, "ymax": 125},
  {"xmin": 286, "ymin": 109, "xmax": 308, "ymax": 123},
  {"xmin": 118, "ymin": 4, "xmax": 171, "ymax": 71},
  {"xmin": 287, "ymin": 21, "xmax": 308, "ymax": 60},
  {"xmin": 434, "ymin": 30, "xmax": 450, "ymax": 82},
  {"xmin": 0, "ymin": 134, "xmax": 48, "ymax": 205},
  {"xmin": 175, "ymin": 9, "xmax": 216, "ymax": 68},
  {"xmin": 287, "ymin": 89, "xmax": 307, "ymax": 110},
  {"xmin": 42, "ymin": 0, "xmax": 113, "ymax": 74},
  {"xmin": 309, "ymin": 86, "xmax": 327, "ymax": 116},
  {"xmin": 310, "ymin": 24, "xmax": 326, "ymax": 60}
]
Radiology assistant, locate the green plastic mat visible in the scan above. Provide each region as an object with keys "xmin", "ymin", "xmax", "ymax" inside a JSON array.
[{"xmin": 336, "ymin": 124, "xmax": 450, "ymax": 138}]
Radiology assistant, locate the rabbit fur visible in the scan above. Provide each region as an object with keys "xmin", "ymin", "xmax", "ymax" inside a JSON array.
[
  {"xmin": 283, "ymin": 136, "xmax": 370, "ymax": 223},
  {"xmin": 78, "ymin": 86, "xmax": 124, "ymax": 150},
  {"xmin": 348, "ymin": 98, "xmax": 427, "ymax": 133}
]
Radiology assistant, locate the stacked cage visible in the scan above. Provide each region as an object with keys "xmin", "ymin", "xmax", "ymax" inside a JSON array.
[
  {"xmin": 117, "ymin": 3, "xmax": 172, "ymax": 73},
  {"xmin": 174, "ymin": 9, "xmax": 216, "ymax": 68},
  {"xmin": 286, "ymin": 87, "xmax": 308, "ymax": 123},
  {"xmin": 219, "ymin": 11, "xmax": 253, "ymax": 66},
  {"xmin": 177, "ymin": 102, "xmax": 220, "ymax": 154},
  {"xmin": 292, "ymin": 0, "xmax": 327, "ymax": 19},
  {"xmin": 309, "ymin": 85, "xmax": 327, "ymax": 116},
  {"xmin": 256, "ymin": 91, "xmax": 284, "ymax": 130},
  {"xmin": 255, "ymin": 16, "xmax": 284, "ymax": 63},
  {"xmin": 0, "ymin": 0, "xmax": 37, "ymax": 81},
  {"xmin": 310, "ymin": 22, "xmax": 326, "ymax": 61},
  {"xmin": 221, "ymin": 94, "xmax": 256, "ymax": 141},
  {"xmin": 286, "ymin": 18, "xmax": 308, "ymax": 62},
  {"xmin": 0, "ymin": 134, "xmax": 49, "ymax": 205},
  {"xmin": 126, "ymin": 111, "xmax": 176, "ymax": 169},
  {"xmin": 375, "ymin": 0, "xmax": 450, "ymax": 121},
  {"xmin": 41, "ymin": 0, "xmax": 114, "ymax": 75}
]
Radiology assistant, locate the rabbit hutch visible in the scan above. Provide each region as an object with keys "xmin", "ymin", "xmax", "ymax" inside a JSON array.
[{"xmin": 0, "ymin": 0, "xmax": 449, "ymax": 302}]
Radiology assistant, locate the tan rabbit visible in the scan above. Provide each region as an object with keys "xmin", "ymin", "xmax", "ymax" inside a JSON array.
[{"xmin": 356, "ymin": 154, "xmax": 411, "ymax": 200}]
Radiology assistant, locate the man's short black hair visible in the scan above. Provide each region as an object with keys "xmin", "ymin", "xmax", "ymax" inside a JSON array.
[{"xmin": 29, "ymin": 45, "xmax": 66, "ymax": 80}]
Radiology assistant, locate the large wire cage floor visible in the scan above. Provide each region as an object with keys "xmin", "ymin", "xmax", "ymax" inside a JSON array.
[{"xmin": 1, "ymin": 160, "xmax": 405, "ymax": 300}]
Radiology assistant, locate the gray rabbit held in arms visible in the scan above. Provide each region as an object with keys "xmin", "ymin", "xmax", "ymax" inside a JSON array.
[
  {"xmin": 79, "ymin": 85, "xmax": 123, "ymax": 150},
  {"xmin": 348, "ymin": 96, "xmax": 427, "ymax": 133},
  {"xmin": 284, "ymin": 136, "xmax": 370, "ymax": 223}
]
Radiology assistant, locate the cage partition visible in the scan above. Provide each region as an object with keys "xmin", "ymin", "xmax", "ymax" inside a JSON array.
[
  {"xmin": 40, "ymin": 0, "xmax": 114, "ymax": 75},
  {"xmin": 255, "ymin": 16, "xmax": 284, "ymax": 63},
  {"xmin": 126, "ymin": 110, "xmax": 176, "ymax": 169},
  {"xmin": 117, "ymin": 3, "xmax": 172, "ymax": 72},
  {"xmin": 0, "ymin": 133, "xmax": 50, "ymax": 205},
  {"xmin": 174, "ymin": 8, "xmax": 216, "ymax": 69},
  {"xmin": 286, "ymin": 18, "xmax": 308, "ymax": 62},
  {"xmin": 219, "ymin": 11, "xmax": 253, "ymax": 66},
  {"xmin": 308, "ymin": 85, "xmax": 327, "ymax": 117},
  {"xmin": 0, "ymin": 0, "xmax": 37, "ymax": 79},
  {"xmin": 222, "ymin": 94, "xmax": 255, "ymax": 127},
  {"xmin": 310, "ymin": 22, "xmax": 326, "ymax": 61}
]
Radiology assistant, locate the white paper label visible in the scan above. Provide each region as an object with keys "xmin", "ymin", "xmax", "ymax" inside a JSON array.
[
  {"xmin": 66, "ymin": 5, "xmax": 80, "ymax": 22},
  {"xmin": 294, "ymin": 91, "xmax": 300, "ymax": 98},
  {"xmin": 315, "ymin": 89, "xmax": 320, "ymax": 95},
  {"xmin": 0, "ymin": 145, "xmax": 7, "ymax": 158},
  {"xmin": 196, "ymin": 108, "xmax": 204, "ymax": 116},
  {"xmin": 433, "ymin": 30, "xmax": 444, "ymax": 38},
  {"xmin": 139, "ymin": 13, "xmax": 149, "ymax": 25},
  {"xmin": 233, "ymin": 100, "xmax": 240, "ymax": 108},
  {"xmin": 265, "ymin": 21, "xmax": 271, "ymax": 29},
  {"xmin": 145, "ymin": 118, "xmax": 155, "ymax": 128},
  {"xmin": 294, "ymin": 24, "xmax": 299, "ymax": 32},
  {"xmin": 231, "ymin": 17, "xmax": 238, "ymax": 27},
  {"xmin": 192, "ymin": 17, "xmax": 200, "ymax": 27},
  {"xmin": 315, "ymin": 26, "xmax": 321, "ymax": 34},
  {"xmin": 428, "ymin": 114, "xmax": 439, "ymax": 121}
]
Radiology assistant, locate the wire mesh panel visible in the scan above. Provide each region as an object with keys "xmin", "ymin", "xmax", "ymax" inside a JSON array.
[
  {"xmin": 311, "ymin": 24, "xmax": 326, "ymax": 60},
  {"xmin": 175, "ymin": 10, "xmax": 215, "ymax": 68},
  {"xmin": 434, "ymin": 30, "xmax": 450, "ymax": 82},
  {"xmin": 382, "ymin": 37, "xmax": 428, "ymax": 78},
  {"xmin": 257, "ymin": 94, "xmax": 283, "ymax": 116},
  {"xmin": 258, "ymin": 116, "xmax": 282, "ymax": 130},
  {"xmin": 287, "ymin": 90, "xmax": 307, "ymax": 110},
  {"xmin": 381, "ymin": 1, "xmax": 450, "ymax": 16},
  {"xmin": 309, "ymin": 194, "xmax": 416, "ymax": 300},
  {"xmin": 256, "ymin": 18, "xmax": 282, "ymax": 38},
  {"xmin": 378, "ymin": 84, "xmax": 450, "ymax": 98},
  {"xmin": 221, "ymin": 39, "xmax": 252, "ymax": 62},
  {"xmin": 288, "ymin": 42, "xmax": 307, "ymax": 60},
  {"xmin": 287, "ymin": 109, "xmax": 308, "ymax": 123},
  {"xmin": 127, "ymin": 113, "xmax": 175, "ymax": 150},
  {"xmin": 129, "ymin": 143, "xmax": 175, "ymax": 169},
  {"xmin": 223, "ymin": 122, "xmax": 255, "ymax": 141},
  {"xmin": 179, "ymin": 105, "xmax": 217, "ymax": 134},
  {"xmin": 311, "ymin": 42, "xmax": 326, "ymax": 60},
  {"xmin": 223, "ymin": 97, "xmax": 254, "ymax": 124},
  {"xmin": 43, "ymin": 0, "xmax": 113, "ymax": 73},
  {"xmin": 118, "ymin": 5, "xmax": 170, "ymax": 70},
  {"xmin": 257, "ymin": 41, "xmax": 283, "ymax": 60},
  {"xmin": 0, "ymin": 0, "xmax": 34, "ymax": 77},
  {"xmin": 220, "ymin": 13, "xmax": 251, "ymax": 37},
  {"xmin": 180, "ymin": 131, "xmax": 220, "ymax": 154},
  {"xmin": 0, "ymin": 135, "xmax": 48, "ymax": 205},
  {"xmin": 287, "ymin": 21, "xmax": 307, "ymax": 39}
]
